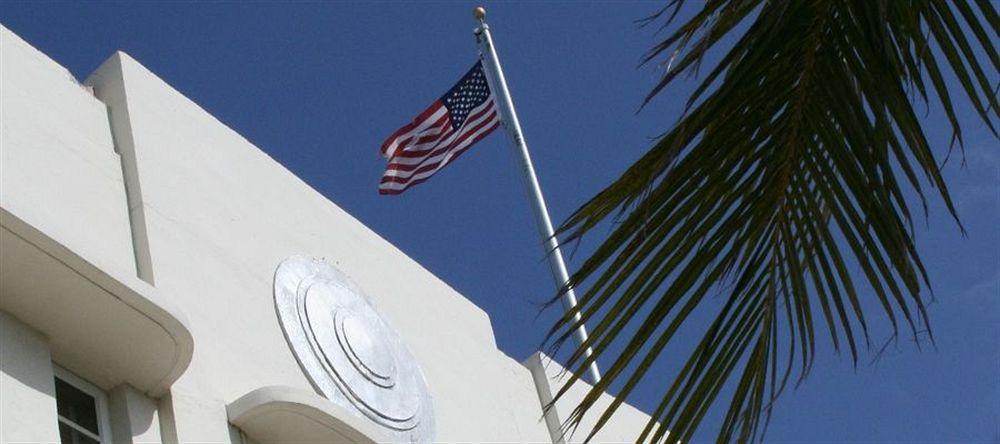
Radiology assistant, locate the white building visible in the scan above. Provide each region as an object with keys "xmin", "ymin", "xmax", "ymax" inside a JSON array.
[{"xmin": 0, "ymin": 25, "xmax": 653, "ymax": 444}]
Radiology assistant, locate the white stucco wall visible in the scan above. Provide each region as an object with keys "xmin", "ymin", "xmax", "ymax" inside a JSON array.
[
  {"xmin": 0, "ymin": 26, "xmax": 137, "ymax": 280},
  {"xmin": 108, "ymin": 385, "xmax": 163, "ymax": 444},
  {"xmin": 0, "ymin": 311, "xmax": 60, "ymax": 444}
]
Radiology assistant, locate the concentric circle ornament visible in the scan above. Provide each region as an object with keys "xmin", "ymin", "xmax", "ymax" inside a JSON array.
[{"xmin": 274, "ymin": 256, "xmax": 435, "ymax": 443}]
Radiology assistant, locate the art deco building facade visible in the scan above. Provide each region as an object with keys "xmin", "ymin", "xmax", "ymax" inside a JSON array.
[{"xmin": 0, "ymin": 25, "xmax": 652, "ymax": 443}]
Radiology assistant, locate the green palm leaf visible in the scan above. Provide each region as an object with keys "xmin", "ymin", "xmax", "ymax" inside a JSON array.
[{"xmin": 545, "ymin": 1, "xmax": 999, "ymax": 442}]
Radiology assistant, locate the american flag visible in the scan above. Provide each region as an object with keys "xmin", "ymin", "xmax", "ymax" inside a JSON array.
[{"xmin": 379, "ymin": 61, "xmax": 501, "ymax": 195}]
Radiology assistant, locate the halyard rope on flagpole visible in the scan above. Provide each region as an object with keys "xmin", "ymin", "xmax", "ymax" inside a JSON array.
[{"xmin": 473, "ymin": 6, "xmax": 602, "ymax": 384}]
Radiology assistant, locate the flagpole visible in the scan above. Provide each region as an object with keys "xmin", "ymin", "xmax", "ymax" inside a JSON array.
[{"xmin": 472, "ymin": 7, "xmax": 601, "ymax": 384}]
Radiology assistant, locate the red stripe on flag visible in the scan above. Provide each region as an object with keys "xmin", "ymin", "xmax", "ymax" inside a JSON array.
[
  {"xmin": 379, "ymin": 101, "xmax": 445, "ymax": 156},
  {"xmin": 383, "ymin": 109, "xmax": 498, "ymax": 174},
  {"xmin": 391, "ymin": 99, "xmax": 494, "ymax": 159},
  {"xmin": 378, "ymin": 119, "xmax": 500, "ymax": 195},
  {"xmin": 392, "ymin": 113, "xmax": 451, "ymax": 154},
  {"xmin": 379, "ymin": 112, "xmax": 500, "ymax": 190}
]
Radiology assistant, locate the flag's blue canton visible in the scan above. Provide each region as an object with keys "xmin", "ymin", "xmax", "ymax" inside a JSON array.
[{"xmin": 441, "ymin": 61, "xmax": 491, "ymax": 130}]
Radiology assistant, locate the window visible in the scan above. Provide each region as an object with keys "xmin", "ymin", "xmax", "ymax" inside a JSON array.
[{"xmin": 53, "ymin": 367, "xmax": 111, "ymax": 444}]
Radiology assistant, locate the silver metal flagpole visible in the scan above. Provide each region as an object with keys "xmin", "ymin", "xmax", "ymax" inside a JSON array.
[{"xmin": 472, "ymin": 6, "xmax": 601, "ymax": 384}]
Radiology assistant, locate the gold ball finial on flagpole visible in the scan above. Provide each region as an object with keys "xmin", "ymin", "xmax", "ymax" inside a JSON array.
[{"xmin": 473, "ymin": 6, "xmax": 486, "ymax": 21}]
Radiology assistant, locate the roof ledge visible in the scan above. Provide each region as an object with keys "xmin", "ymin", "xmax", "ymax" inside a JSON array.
[
  {"xmin": 0, "ymin": 208, "xmax": 193, "ymax": 397},
  {"xmin": 227, "ymin": 386, "xmax": 388, "ymax": 444}
]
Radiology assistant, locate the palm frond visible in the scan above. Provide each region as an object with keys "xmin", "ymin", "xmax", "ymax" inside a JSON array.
[{"xmin": 546, "ymin": 1, "xmax": 999, "ymax": 442}]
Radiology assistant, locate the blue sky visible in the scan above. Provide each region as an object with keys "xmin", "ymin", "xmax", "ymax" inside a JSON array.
[{"xmin": 3, "ymin": 3, "xmax": 997, "ymax": 442}]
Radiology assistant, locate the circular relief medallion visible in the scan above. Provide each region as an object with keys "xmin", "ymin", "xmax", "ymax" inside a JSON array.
[{"xmin": 274, "ymin": 256, "xmax": 435, "ymax": 443}]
